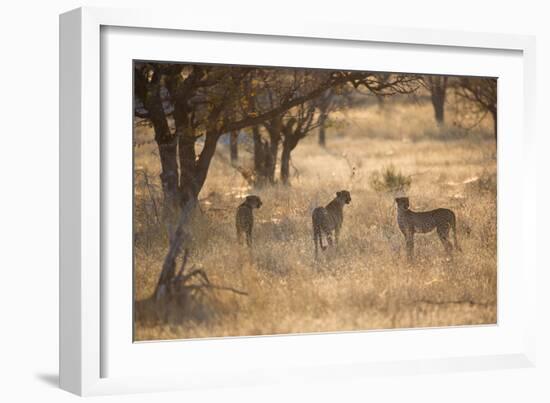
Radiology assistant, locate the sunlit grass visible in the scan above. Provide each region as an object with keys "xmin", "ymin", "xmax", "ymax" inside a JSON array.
[{"xmin": 133, "ymin": 101, "xmax": 497, "ymax": 341}]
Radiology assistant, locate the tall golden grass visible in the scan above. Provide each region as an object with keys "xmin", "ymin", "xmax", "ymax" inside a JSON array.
[{"xmin": 133, "ymin": 101, "xmax": 497, "ymax": 341}]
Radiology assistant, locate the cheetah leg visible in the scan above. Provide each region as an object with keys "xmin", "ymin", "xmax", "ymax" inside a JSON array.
[
  {"xmin": 313, "ymin": 227, "xmax": 321, "ymax": 258},
  {"xmin": 405, "ymin": 234, "xmax": 414, "ymax": 261},
  {"xmin": 319, "ymin": 229, "xmax": 327, "ymax": 251},
  {"xmin": 325, "ymin": 231, "xmax": 333, "ymax": 250},
  {"xmin": 437, "ymin": 225, "xmax": 453, "ymax": 255},
  {"xmin": 237, "ymin": 228, "xmax": 243, "ymax": 244},
  {"xmin": 246, "ymin": 229, "xmax": 252, "ymax": 248}
]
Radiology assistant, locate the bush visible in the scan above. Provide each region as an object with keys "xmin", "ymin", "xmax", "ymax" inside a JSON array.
[{"xmin": 369, "ymin": 165, "xmax": 412, "ymax": 193}]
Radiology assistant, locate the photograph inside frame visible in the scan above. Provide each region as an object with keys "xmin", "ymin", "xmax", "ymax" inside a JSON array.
[{"xmin": 133, "ymin": 61, "xmax": 497, "ymax": 341}]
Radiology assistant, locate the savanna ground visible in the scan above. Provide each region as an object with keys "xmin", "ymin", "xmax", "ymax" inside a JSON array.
[{"xmin": 133, "ymin": 99, "xmax": 497, "ymax": 341}]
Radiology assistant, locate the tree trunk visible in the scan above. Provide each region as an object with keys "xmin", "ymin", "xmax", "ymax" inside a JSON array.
[
  {"xmin": 157, "ymin": 140, "xmax": 179, "ymax": 210},
  {"xmin": 177, "ymin": 127, "xmax": 198, "ymax": 208},
  {"xmin": 230, "ymin": 130, "xmax": 238, "ymax": 164},
  {"xmin": 195, "ymin": 131, "xmax": 222, "ymax": 194},
  {"xmin": 252, "ymin": 125, "xmax": 280, "ymax": 187},
  {"xmin": 134, "ymin": 66, "xmax": 179, "ymax": 212},
  {"xmin": 430, "ymin": 83, "xmax": 447, "ymax": 126},
  {"xmin": 252, "ymin": 126, "xmax": 263, "ymax": 173},
  {"xmin": 428, "ymin": 77, "xmax": 447, "ymax": 126},
  {"xmin": 145, "ymin": 95, "xmax": 179, "ymax": 212},
  {"xmin": 262, "ymin": 117, "xmax": 282, "ymax": 185},
  {"xmin": 154, "ymin": 198, "xmax": 195, "ymax": 300},
  {"xmin": 318, "ymin": 112, "xmax": 327, "ymax": 147},
  {"xmin": 175, "ymin": 124, "xmax": 222, "ymax": 210},
  {"xmin": 280, "ymin": 136, "xmax": 299, "ymax": 185},
  {"xmin": 280, "ymin": 145, "xmax": 291, "ymax": 185},
  {"xmin": 431, "ymin": 86, "xmax": 446, "ymax": 125},
  {"xmin": 268, "ymin": 131, "xmax": 279, "ymax": 183},
  {"xmin": 252, "ymin": 126, "xmax": 268, "ymax": 186}
]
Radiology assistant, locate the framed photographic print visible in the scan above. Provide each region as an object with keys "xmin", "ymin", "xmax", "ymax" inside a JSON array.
[{"xmin": 60, "ymin": 6, "xmax": 537, "ymax": 396}]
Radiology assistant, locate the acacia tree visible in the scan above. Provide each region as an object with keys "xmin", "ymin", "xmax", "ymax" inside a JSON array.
[
  {"xmin": 203, "ymin": 68, "xmax": 367, "ymax": 188},
  {"xmin": 455, "ymin": 77, "xmax": 498, "ymax": 140},
  {"xmin": 259, "ymin": 70, "xmax": 320, "ymax": 184},
  {"xmin": 135, "ymin": 63, "xmax": 248, "ymax": 214},
  {"xmin": 250, "ymin": 68, "xmax": 331, "ymax": 185}
]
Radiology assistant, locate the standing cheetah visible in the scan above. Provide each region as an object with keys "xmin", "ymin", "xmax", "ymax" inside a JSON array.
[
  {"xmin": 395, "ymin": 197, "xmax": 460, "ymax": 260},
  {"xmin": 236, "ymin": 195, "xmax": 263, "ymax": 247},
  {"xmin": 312, "ymin": 190, "xmax": 352, "ymax": 258}
]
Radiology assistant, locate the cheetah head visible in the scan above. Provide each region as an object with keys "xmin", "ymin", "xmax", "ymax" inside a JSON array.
[
  {"xmin": 245, "ymin": 195, "xmax": 263, "ymax": 209},
  {"xmin": 395, "ymin": 197, "xmax": 410, "ymax": 210},
  {"xmin": 336, "ymin": 190, "xmax": 352, "ymax": 204}
]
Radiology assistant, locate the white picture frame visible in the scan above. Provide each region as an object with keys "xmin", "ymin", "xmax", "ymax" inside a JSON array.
[{"xmin": 60, "ymin": 6, "xmax": 537, "ymax": 396}]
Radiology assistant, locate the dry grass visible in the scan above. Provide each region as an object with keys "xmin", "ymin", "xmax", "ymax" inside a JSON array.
[{"xmin": 133, "ymin": 101, "xmax": 497, "ymax": 341}]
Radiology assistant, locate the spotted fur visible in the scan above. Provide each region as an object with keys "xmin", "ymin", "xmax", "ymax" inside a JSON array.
[
  {"xmin": 395, "ymin": 197, "xmax": 460, "ymax": 260},
  {"xmin": 312, "ymin": 190, "xmax": 352, "ymax": 258},
  {"xmin": 236, "ymin": 195, "xmax": 263, "ymax": 247}
]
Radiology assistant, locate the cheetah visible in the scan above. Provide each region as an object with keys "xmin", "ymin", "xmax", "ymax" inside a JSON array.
[
  {"xmin": 395, "ymin": 196, "xmax": 460, "ymax": 260},
  {"xmin": 236, "ymin": 195, "xmax": 263, "ymax": 247},
  {"xmin": 312, "ymin": 190, "xmax": 352, "ymax": 258}
]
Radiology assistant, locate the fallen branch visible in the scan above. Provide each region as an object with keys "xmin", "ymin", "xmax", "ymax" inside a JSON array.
[
  {"xmin": 179, "ymin": 283, "xmax": 249, "ymax": 296},
  {"xmin": 166, "ymin": 247, "xmax": 249, "ymax": 301}
]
